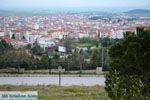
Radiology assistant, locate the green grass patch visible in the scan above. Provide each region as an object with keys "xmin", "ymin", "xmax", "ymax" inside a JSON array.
[
  {"xmin": 77, "ymin": 43, "xmax": 95, "ymax": 47},
  {"xmin": 0, "ymin": 85, "xmax": 109, "ymax": 100}
]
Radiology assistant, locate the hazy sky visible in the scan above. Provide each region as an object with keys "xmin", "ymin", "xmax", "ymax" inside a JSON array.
[{"xmin": 0, "ymin": 0, "xmax": 150, "ymax": 9}]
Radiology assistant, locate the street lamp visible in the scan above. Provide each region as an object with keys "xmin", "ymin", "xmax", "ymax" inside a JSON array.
[{"xmin": 58, "ymin": 66, "xmax": 62, "ymax": 86}]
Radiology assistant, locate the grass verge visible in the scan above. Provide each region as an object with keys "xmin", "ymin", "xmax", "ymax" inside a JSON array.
[{"xmin": 0, "ymin": 85, "xmax": 109, "ymax": 100}]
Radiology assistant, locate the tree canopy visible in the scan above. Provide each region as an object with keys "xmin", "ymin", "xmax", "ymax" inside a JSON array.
[
  {"xmin": 105, "ymin": 27, "xmax": 150, "ymax": 99},
  {"xmin": 0, "ymin": 39, "xmax": 13, "ymax": 53}
]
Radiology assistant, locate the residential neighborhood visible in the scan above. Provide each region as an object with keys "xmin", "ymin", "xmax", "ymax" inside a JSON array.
[
  {"xmin": 0, "ymin": 0, "xmax": 150, "ymax": 99},
  {"xmin": 0, "ymin": 14, "xmax": 149, "ymax": 49}
]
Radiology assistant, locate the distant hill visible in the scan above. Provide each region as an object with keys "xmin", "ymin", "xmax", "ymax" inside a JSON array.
[{"xmin": 125, "ymin": 9, "xmax": 150, "ymax": 14}]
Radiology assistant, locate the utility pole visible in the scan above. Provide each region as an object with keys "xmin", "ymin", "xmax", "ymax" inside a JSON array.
[
  {"xmin": 47, "ymin": 55, "xmax": 51, "ymax": 74},
  {"xmin": 101, "ymin": 35, "xmax": 104, "ymax": 70},
  {"xmin": 17, "ymin": 50, "xmax": 20, "ymax": 73},
  {"xmin": 101, "ymin": 47, "xmax": 104, "ymax": 70},
  {"xmin": 48, "ymin": 58, "xmax": 51, "ymax": 74},
  {"xmin": 58, "ymin": 66, "xmax": 62, "ymax": 86},
  {"xmin": 47, "ymin": 47, "xmax": 51, "ymax": 74},
  {"xmin": 17, "ymin": 61, "xmax": 20, "ymax": 73},
  {"xmin": 67, "ymin": 59, "xmax": 69, "ymax": 72}
]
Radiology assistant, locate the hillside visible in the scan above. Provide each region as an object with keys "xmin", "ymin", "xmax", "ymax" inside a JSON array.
[{"xmin": 125, "ymin": 9, "xmax": 150, "ymax": 14}]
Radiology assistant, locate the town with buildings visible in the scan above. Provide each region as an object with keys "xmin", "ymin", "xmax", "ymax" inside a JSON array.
[
  {"xmin": 0, "ymin": 0, "xmax": 150, "ymax": 99},
  {"xmin": 0, "ymin": 13, "xmax": 150, "ymax": 49}
]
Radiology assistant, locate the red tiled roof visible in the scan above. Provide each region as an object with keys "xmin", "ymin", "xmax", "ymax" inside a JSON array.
[
  {"xmin": 31, "ymin": 32, "xmax": 41, "ymax": 35},
  {"xmin": 41, "ymin": 35, "xmax": 51, "ymax": 38},
  {"xmin": 97, "ymin": 28, "xmax": 111, "ymax": 33},
  {"xmin": 48, "ymin": 29, "xmax": 62, "ymax": 33},
  {"xmin": 0, "ymin": 36, "xmax": 18, "ymax": 43}
]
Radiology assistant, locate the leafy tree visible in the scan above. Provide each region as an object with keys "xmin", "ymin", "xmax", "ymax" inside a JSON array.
[
  {"xmin": 66, "ymin": 52, "xmax": 80, "ymax": 70},
  {"xmin": 62, "ymin": 37, "xmax": 73, "ymax": 53},
  {"xmin": 30, "ymin": 42, "xmax": 43, "ymax": 56},
  {"xmin": 12, "ymin": 34, "xmax": 15, "ymax": 39},
  {"xmin": 90, "ymin": 48, "xmax": 101, "ymax": 68},
  {"xmin": 19, "ymin": 52, "xmax": 32, "ymax": 69},
  {"xmin": 100, "ymin": 37, "xmax": 117, "ymax": 47},
  {"xmin": 0, "ymin": 39, "xmax": 13, "ymax": 53},
  {"xmin": 51, "ymin": 53, "xmax": 60, "ymax": 69},
  {"xmin": 92, "ymin": 39, "xmax": 99, "ymax": 47},
  {"xmin": 25, "ymin": 43, "xmax": 32, "ymax": 49},
  {"xmin": 79, "ymin": 37, "xmax": 92, "ymax": 43},
  {"xmin": 79, "ymin": 49, "xmax": 85, "ymax": 72},
  {"xmin": 0, "ymin": 49, "xmax": 33, "ymax": 70},
  {"xmin": 105, "ymin": 28, "xmax": 150, "ymax": 100},
  {"xmin": 40, "ymin": 54, "xmax": 49, "ymax": 69}
]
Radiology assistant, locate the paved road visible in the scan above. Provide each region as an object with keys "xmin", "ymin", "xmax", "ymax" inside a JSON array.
[{"xmin": 0, "ymin": 76, "xmax": 105, "ymax": 86}]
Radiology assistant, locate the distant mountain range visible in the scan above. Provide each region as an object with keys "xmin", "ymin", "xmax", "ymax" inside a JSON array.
[{"xmin": 125, "ymin": 9, "xmax": 150, "ymax": 14}]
